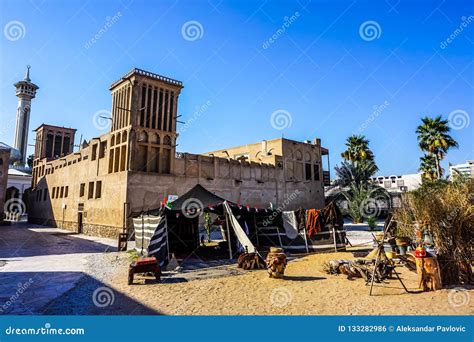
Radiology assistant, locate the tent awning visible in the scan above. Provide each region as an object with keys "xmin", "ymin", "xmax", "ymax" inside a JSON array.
[{"xmin": 170, "ymin": 184, "xmax": 228, "ymax": 211}]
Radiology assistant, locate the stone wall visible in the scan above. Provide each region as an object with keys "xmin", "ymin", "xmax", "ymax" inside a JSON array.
[
  {"xmin": 126, "ymin": 151, "xmax": 325, "ymax": 227},
  {"xmin": 81, "ymin": 223, "xmax": 122, "ymax": 239}
]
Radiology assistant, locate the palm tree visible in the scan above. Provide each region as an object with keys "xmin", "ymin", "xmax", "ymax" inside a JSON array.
[
  {"xmin": 341, "ymin": 135, "xmax": 375, "ymax": 164},
  {"xmin": 419, "ymin": 154, "xmax": 438, "ymax": 182},
  {"xmin": 416, "ymin": 116, "xmax": 458, "ymax": 179},
  {"xmin": 335, "ymin": 160, "xmax": 379, "ymax": 188},
  {"xmin": 339, "ymin": 184, "xmax": 389, "ymax": 224},
  {"xmin": 332, "ymin": 159, "xmax": 388, "ymax": 223}
]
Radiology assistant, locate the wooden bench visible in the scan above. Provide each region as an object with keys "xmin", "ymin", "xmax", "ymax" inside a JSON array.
[{"xmin": 128, "ymin": 257, "xmax": 161, "ymax": 285}]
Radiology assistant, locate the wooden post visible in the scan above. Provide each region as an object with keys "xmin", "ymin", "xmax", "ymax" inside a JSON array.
[
  {"xmin": 369, "ymin": 217, "xmax": 392, "ymax": 296},
  {"xmin": 302, "ymin": 224, "xmax": 309, "ymax": 253},
  {"xmin": 253, "ymin": 213, "xmax": 259, "ymax": 247},
  {"xmin": 165, "ymin": 216, "xmax": 170, "ymax": 261},
  {"xmin": 332, "ymin": 225, "xmax": 338, "ymax": 253},
  {"xmin": 141, "ymin": 215, "xmax": 145, "ymax": 255},
  {"xmin": 224, "ymin": 203, "xmax": 233, "ymax": 260},
  {"xmin": 415, "ymin": 256, "xmax": 442, "ymax": 291},
  {"xmin": 276, "ymin": 226, "xmax": 283, "ymax": 248}
]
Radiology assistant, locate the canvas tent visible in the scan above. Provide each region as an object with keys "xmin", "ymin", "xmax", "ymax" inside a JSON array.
[
  {"xmin": 131, "ymin": 184, "xmax": 346, "ymax": 262},
  {"xmin": 132, "ymin": 209, "xmax": 169, "ymax": 265},
  {"xmin": 169, "ymin": 184, "xmax": 227, "ymax": 211}
]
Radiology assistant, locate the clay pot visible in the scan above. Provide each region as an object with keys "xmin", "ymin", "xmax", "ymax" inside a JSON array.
[{"xmin": 266, "ymin": 247, "xmax": 287, "ymax": 278}]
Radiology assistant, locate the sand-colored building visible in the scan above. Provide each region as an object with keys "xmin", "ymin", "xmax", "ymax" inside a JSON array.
[{"xmin": 29, "ymin": 68, "xmax": 329, "ymax": 238}]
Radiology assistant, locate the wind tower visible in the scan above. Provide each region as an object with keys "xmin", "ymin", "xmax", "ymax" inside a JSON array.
[{"xmin": 13, "ymin": 65, "xmax": 39, "ymax": 165}]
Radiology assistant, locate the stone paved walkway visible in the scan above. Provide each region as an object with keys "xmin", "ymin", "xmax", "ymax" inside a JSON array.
[{"xmin": 0, "ymin": 222, "xmax": 116, "ymax": 314}]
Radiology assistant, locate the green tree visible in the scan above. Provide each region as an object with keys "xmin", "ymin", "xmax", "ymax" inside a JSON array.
[
  {"xmin": 416, "ymin": 116, "xmax": 458, "ymax": 179},
  {"xmin": 335, "ymin": 160, "xmax": 379, "ymax": 188},
  {"xmin": 203, "ymin": 212, "xmax": 212, "ymax": 243},
  {"xmin": 333, "ymin": 158, "xmax": 388, "ymax": 223},
  {"xmin": 341, "ymin": 135, "xmax": 375, "ymax": 164},
  {"xmin": 338, "ymin": 183, "xmax": 389, "ymax": 224}
]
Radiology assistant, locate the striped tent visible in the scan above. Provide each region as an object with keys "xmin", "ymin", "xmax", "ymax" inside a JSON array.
[{"xmin": 132, "ymin": 213, "xmax": 169, "ymax": 266}]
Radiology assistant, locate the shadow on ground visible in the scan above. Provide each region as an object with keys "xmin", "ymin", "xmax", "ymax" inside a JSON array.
[
  {"xmin": 0, "ymin": 272, "xmax": 160, "ymax": 315},
  {"xmin": 0, "ymin": 223, "xmax": 116, "ymax": 258}
]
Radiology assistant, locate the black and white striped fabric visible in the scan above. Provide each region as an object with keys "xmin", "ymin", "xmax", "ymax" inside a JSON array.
[
  {"xmin": 147, "ymin": 215, "xmax": 169, "ymax": 266},
  {"xmin": 133, "ymin": 214, "xmax": 169, "ymax": 266}
]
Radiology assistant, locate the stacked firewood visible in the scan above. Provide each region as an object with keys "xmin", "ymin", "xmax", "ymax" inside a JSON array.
[
  {"xmin": 323, "ymin": 259, "xmax": 395, "ymax": 283},
  {"xmin": 237, "ymin": 253, "xmax": 266, "ymax": 270}
]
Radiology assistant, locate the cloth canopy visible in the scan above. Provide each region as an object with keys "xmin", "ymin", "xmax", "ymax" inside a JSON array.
[
  {"xmin": 224, "ymin": 201, "xmax": 256, "ymax": 253},
  {"xmin": 282, "ymin": 211, "xmax": 299, "ymax": 239},
  {"xmin": 170, "ymin": 184, "xmax": 228, "ymax": 212},
  {"xmin": 132, "ymin": 211, "xmax": 169, "ymax": 266}
]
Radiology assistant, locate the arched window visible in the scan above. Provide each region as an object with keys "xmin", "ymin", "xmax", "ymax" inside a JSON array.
[
  {"xmin": 138, "ymin": 131, "xmax": 148, "ymax": 143},
  {"xmin": 149, "ymin": 133, "xmax": 158, "ymax": 144}
]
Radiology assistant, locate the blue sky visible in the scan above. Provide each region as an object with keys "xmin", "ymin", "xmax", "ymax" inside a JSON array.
[{"xmin": 1, "ymin": 0, "xmax": 472, "ymax": 177}]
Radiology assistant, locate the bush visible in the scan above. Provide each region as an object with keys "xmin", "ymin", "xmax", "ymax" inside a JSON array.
[
  {"xmin": 367, "ymin": 216, "xmax": 377, "ymax": 231},
  {"xmin": 394, "ymin": 178, "xmax": 473, "ymax": 285}
]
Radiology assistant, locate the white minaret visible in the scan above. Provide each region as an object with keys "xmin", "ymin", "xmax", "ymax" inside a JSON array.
[{"xmin": 13, "ymin": 65, "xmax": 39, "ymax": 165}]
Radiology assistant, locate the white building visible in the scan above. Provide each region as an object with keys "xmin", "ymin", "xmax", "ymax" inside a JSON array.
[
  {"xmin": 371, "ymin": 173, "xmax": 422, "ymax": 208},
  {"xmin": 371, "ymin": 173, "xmax": 422, "ymax": 192},
  {"xmin": 449, "ymin": 160, "xmax": 474, "ymax": 179},
  {"xmin": 7, "ymin": 167, "xmax": 32, "ymax": 200}
]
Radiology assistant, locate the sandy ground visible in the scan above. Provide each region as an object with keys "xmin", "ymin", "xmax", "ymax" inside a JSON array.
[
  {"xmin": 94, "ymin": 252, "xmax": 473, "ymax": 315},
  {"xmin": 4, "ymin": 223, "xmax": 472, "ymax": 315}
]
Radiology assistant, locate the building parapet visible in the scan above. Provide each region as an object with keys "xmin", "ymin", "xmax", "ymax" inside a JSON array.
[{"xmin": 110, "ymin": 68, "xmax": 183, "ymax": 89}]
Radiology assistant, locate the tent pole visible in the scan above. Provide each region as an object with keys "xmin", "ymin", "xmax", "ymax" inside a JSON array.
[
  {"xmin": 141, "ymin": 215, "xmax": 144, "ymax": 256},
  {"xmin": 276, "ymin": 225, "xmax": 283, "ymax": 248},
  {"xmin": 253, "ymin": 213, "xmax": 259, "ymax": 247},
  {"xmin": 332, "ymin": 224, "xmax": 338, "ymax": 253},
  {"xmin": 165, "ymin": 216, "xmax": 170, "ymax": 261},
  {"xmin": 302, "ymin": 224, "xmax": 309, "ymax": 254},
  {"xmin": 224, "ymin": 203, "xmax": 233, "ymax": 260},
  {"xmin": 369, "ymin": 217, "xmax": 391, "ymax": 296}
]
